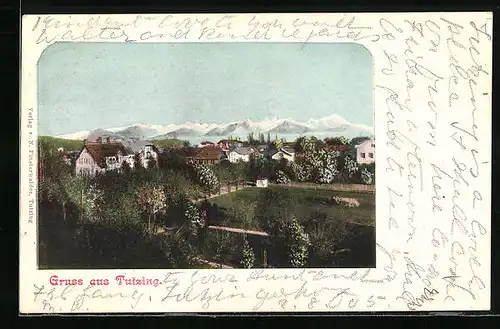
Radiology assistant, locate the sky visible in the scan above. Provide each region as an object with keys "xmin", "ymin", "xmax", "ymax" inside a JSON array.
[{"xmin": 37, "ymin": 42, "xmax": 373, "ymax": 136}]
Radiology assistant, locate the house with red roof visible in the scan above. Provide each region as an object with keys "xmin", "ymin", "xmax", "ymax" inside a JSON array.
[
  {"xmin": 187, "ymin": 146, "xmax": 225, "ymax": 165},
  {"xmin": 198, "ymin": 141, "xmax": 216, "ymax": 148},
  {"xmin": 75, "ymin": 137, "xmax": 134, "ymax": 176}
]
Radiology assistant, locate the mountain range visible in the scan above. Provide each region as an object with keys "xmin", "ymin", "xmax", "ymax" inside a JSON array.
[{"xmin": 54, "ymin": 114, "xmax": 374, "ymax": 143}]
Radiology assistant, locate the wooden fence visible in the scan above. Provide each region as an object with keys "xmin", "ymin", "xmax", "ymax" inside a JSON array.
[{"xmin": 270, "ymin": 182, "xmax": 375, "ymax": 193}]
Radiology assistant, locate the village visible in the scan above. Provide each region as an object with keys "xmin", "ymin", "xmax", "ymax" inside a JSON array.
[
  {"xmin": 38, "ymin": 133, "xmax": 376, "ymax": 270},
  {"xmin": 56, "ymin": 135, "xmax": 375, "ymax": 179}
]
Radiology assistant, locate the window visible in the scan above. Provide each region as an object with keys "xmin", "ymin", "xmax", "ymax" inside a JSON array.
[
  {"xmin": 146, "ymin": 151, "xmax": 151, "ymax": 159},
  {"xmin": 369, "ymin": 153, "xmax": 374, "ymax": 158},
  {"xmin": 371, "ymin": 144, "xmax": 375, "ymax": 148},
  {"xmin": 361, "ymin": 153, "xmax": 366, "ymax": 158}
]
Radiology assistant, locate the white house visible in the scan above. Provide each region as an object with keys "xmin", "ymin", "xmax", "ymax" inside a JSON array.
[
  {"xmin": 256, "ymin": 177, "xmax": 269, "ymax": 188},
  {"xmin": 138, "ymin": 144, "xmax": 160, "ymax": 168},
  {"xmin": 228, "ymin": 147, "xmax": 254, "ymax": 163},
  {"xmin": 355, "ymin": 138, "xmax": 375, "ymax": 164},
  {"xmin": 75, "ymin": 137, "xmax": 131, "ymax": 176},
  {"xmin": 217, "ymin": 139, "xmax": 244, "ymax": 152},
  {"xmin": 269, "ymin": 147, "xmax": 295, "ymax": 162}
]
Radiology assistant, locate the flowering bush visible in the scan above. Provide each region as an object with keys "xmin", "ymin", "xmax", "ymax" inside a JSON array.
[
  {"xmin": 343, "ymin": 155, "xmax": 359, "ymax": 179},
  {"xmin": 80, "ymin": 183, "xmax": 104, "ymax": 222},
  {"xmin": 240, "ymin": 238, "xmax": 255, "ymax": 268},
  {"xmin": 291, "ymin": 162, "xmax": 312, "ymax": 182},
  {"xmin": 282, "ymin": 216, "xmax": 311, "ymax": 268},
  {"xmin": 275, "ymin": 170, "xmax": 291, "ymax": 184},
  {"xmin": 192, "ymin": 163, "xmax": 219, "ymax": 195},
  {"xmin": 312, "ymin": 149, "xmax": 339, "ymax": 184},
  {"xmin": 184, "ymin": 202, "xmax": 205, "ymax": 232},
  {"xmin": 361, "ymin": 168, "xmax": 374, "ymax": 185}
]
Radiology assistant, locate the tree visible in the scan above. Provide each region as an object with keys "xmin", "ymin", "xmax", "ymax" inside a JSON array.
[
  {"xmin": 247, "ymin": 132, "xmax": 256, "ymax": 145},
  {"xmin": 311, "ymin": 149, "xmax": 340, "ymax": 184},
  {"xmin": 338, "ymin": 154, "xmax": 359, "ymax": 183},
  {"xmin": 133, "ymin": 154, "xmax": 144, "ymax": 170},
  {"xmin": 240, "ymin": 237, "xmax": 255, "ymax": 268},
  {"xmin": 121, "ymin": 160, "xmax": 131, "ymax": 174},
  {"xmin": 136, "ymin": 183, "xmax": 168, "ymax": 234},
  {"xmin": 305, "ymin": 212, "xmax": 353, "ymax": 264},
  {"xmin": 80, "ymin": 183, "xmax": 104, "ymax": 223},
  {"xmin": 185, "ymin": 202, "xmax": 203, "ymax": 227},
  {"xmin": 175, "ymin": 202, "xmax": 204, "ymax": 240},
  {"xmin": 41, "ymin": 175, "xmax": 70, "ymax": 222},
  {"xmin": 192, "ymin": 163, "xmax": 219, "ymax": 195},
  {"xmin": 59, "ymin": 175, "xmax": 103, "ymax": 224},
  {"xmin": 146, "ymin": 156, "xmax": 158, "ymax": 170},
  {"xmin": 291, "ymin": 161, "xmax": 312, "ymax": 182},
  {"xmin": 282, "ymin": 216, "xmax": 310, "ymax": 268},
  {"xmin": 274, "ymin": 135, "xmax": 282, "ymax": 149},
  {"xmin": 259, "ymin": 133, "xmax": 265, "ymax": 144},
  {"xmin": 324, "ymin": 136, "xmax": 349, "ymax": 146},
  {"xmin": 233, "ymin": 162, "xmax": 248, "ymax": 183},
  {"xmin": 360, "ymin": 167, "xmax": 374, "ymax": 185},
  {"xmin": 299, "ymin": 137, "xmax": 317, "ymax": 154},
  {"xmin": 275, "ymin": 170, "xmax": 290, "ymax": 184}
]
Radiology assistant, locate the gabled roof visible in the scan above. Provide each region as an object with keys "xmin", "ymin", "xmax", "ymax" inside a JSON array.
[
  {"xmin": 269, "ymin": 148, "xmax": 294, "ymax": 157},
  {"xmin": 77, "ymin": 142, "xmax": 130, "ymax": 168},
  {"xmin": 193, "ymin": 146, "xmax": 223, "ymax": 160},
  {"xmin": 355, "ymin": 138, "xmax": 375, "ymax": 148},
  {"xmin": 231, "ymin": 147, "xmax": 253, "ymax": 155}
]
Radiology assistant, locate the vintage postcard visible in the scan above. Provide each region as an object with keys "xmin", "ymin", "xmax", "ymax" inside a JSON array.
[{"xmin": 20, "ymin": 12, "xmax": 492, "ymax": 313}]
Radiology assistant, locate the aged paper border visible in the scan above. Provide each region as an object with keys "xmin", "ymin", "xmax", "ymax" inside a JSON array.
[{"xmin": 20, "ymin": 12, "xmax": 492, "ymax": 313}]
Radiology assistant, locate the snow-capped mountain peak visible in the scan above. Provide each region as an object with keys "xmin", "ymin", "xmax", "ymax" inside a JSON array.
[{"xmin": 54, "ymin": 114, "xmax": 373, "ymax": 142}]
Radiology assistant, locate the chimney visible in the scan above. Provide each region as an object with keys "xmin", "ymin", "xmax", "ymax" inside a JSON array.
[
  {"xmin": 83, "ymin": 139, "xmax": 88, "ymax": 145},
  {"xmin": 97, "ymin": 137, "xmax": 102, "ymax": 144}
]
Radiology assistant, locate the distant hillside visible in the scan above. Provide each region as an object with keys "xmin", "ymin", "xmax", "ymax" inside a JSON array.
[
  {"xmin": 147, "ymin": 138, "xmax": 188, "ymax": 148},
  {"xmin": 38, "ymin": 136, "xmax": 84, "ymax": 151}
]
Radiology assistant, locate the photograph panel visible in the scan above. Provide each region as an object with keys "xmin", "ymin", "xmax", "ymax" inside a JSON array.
[{"xmin": 37, "ymin": 42, "xmax": 376, "ymax": 270}]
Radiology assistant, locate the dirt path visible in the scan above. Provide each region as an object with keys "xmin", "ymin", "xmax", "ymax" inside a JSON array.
[
  {"xmin": 207, "ymin": 225, "xmax": 270, "ymax": 237},
  {"xmin": 191, "ymin": 185, "xmax": 250, "ymax": 204},
  {"xmin": 157, "ymin": 224, "xmax": 270, "ymax": 237}
]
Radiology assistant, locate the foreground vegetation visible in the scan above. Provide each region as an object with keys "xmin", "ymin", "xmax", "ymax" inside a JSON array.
[{"xmin": 38, "ymin": 135, "xmax": 375, "ymax": 269}]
